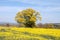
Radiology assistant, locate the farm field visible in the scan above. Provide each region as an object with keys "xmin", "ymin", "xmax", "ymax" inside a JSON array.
[{"xmin": 0, "ymin": 26, "xmax": 60, "ymax": 40}]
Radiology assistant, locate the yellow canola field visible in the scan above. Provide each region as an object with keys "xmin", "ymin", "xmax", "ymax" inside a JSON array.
[{"xmin": 0, "ymin": 26, "xmax": 60, "ymax": 40}]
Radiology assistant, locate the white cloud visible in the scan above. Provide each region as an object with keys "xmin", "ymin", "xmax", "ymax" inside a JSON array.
[
  {"xmin": 0, "ymin": 6, "xmax": 60, "ymax": 14},
  {"xmin": 0, "ymin": 6, "xmax": 60, "ymax": 23},
  {"xmin": 0, "ymin": 6, "xmax": 24, "ymax": 12},
  {"xmin": 43, "ymin": 7, "xmax": 60, "ymax": 12},
  {"xmin": 5, "ymin": 0, "xmax": 60, "ymax": 6},
  {"xmin": 0, "ymin": 6, "xmax": 38, "ymax": 22}
]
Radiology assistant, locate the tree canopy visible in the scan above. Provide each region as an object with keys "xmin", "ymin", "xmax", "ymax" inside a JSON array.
[{"xmin": 15, "ymin": 8, "xmax": 42, "ymax": 27}]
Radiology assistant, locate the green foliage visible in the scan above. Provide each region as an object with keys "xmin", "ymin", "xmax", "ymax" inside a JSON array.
[{"xmin": 15, "ymin": 8, "xmax": 42, "ymax": 27}]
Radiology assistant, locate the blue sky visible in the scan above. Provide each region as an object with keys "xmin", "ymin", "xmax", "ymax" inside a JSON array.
[{"xmin": 0, "ymin": 0, "xmax": 60, "ymax": 24}]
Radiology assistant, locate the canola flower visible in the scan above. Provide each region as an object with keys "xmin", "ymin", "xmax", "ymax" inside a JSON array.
[{"xmin": 0, "ymin": 27, "xmax": 60, "ymax": 40}]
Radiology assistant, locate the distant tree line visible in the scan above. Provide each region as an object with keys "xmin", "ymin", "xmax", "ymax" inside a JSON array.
[
  {"xmin": 0, "ymin": 23, "xmax": 60, "ymax": 29},
  {"xmin": 37, "ymin": 23, "xmax": 60, "ymax": 29}
]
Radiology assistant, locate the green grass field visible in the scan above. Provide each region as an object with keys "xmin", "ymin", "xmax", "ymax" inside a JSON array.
[{"xmin": 0, "ymin": 26, "xmax": 60, "ymax": 40}]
